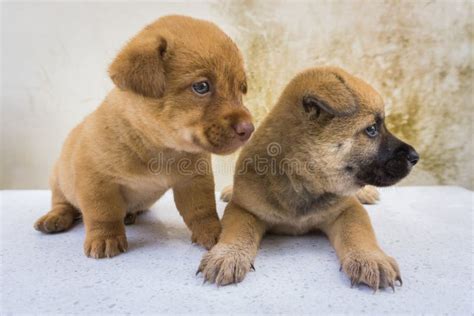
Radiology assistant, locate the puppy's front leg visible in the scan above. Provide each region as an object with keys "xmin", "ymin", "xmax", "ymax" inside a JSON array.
[
  {"xmin": 79, "ymin": 183, "xmax": 128, "ymax": 259},
  {"xmin": 321, "ymin": 197, "xmax": 401, "ymax": 291},
  {"xmin": 198, "ymin": 202, "xmax": 266, "ymax": 285},
  {"xmin": 173, "ymin": 173, "xmax": 221, "ymax": 249}
]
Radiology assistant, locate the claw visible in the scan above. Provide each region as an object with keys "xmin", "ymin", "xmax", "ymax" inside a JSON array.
[
  {"xmin": 390, "ymin": 282, "xmax": 395, "ymax": 292},
  {"xmin": 373, "ymin": 281, "xmax": 380, "ymax": 294},
  {"xmin": 196, "ymin": 268, "xmax": 202, "ymax": 276},
  {"xmin": 339, "ymin": 264, "xmax": 342, "ymax": 272},
  {"xmin": 350, "ymin": 278, "xmax": 357, "ymax": 288},
  {"xmin": 250, "ymin": 263, "xmax": 256, "ymax": 271},
  {"xmin": 396, "ymin": 276, "xmax": 403, "ymax": 286}
]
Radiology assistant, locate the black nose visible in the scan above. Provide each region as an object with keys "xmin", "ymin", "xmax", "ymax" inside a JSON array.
[{"xmin": 406, "ymin": 148, "xmax": 419, "ymax": 165}]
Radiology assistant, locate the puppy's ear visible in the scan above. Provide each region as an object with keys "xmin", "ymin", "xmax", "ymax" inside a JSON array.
[
  {"xmin": 108, "ymin": 35, "xmax": 168, "ymax": 98},
  {"xmin": 302, "ymin": 73, "xmax": 358, "ymax": 119}
]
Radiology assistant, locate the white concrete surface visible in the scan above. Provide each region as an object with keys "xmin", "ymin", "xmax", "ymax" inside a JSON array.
[{"xmin": 1, "ymin": 187, "xmax": 472, "ymax": 315}]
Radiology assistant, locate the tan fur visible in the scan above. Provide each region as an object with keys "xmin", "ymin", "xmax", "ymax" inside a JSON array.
[
  {"xmin": 355, "ymin": 185, "xmax": 380, "ymax": 204},
  {"xmin": 199, "ymin": 67, "xmax": 410, "ymax": 291},
  {"xmin": 219, "ymin": 185, "xmax": 234, "ymax": 203},
  {"xmin": 34, "ymin": 15, "xmax": 253, "ymax": 259},
  {"xmin": 220, "ymin": 185, "xmax": 379, "ymax": 205}
]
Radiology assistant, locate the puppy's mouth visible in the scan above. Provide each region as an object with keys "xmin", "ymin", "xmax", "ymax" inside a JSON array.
[
  {"xmin": 192, "ymin": 123, "xmax": 254, "ymax": 155},
  {"xmin": 352, "ymin": 132, "xmax": 419, "ymax": 187},
  {"xmin": 354, "ymin": 157, "xmax": 415, "ymax": 187},
  {"xmin": 192, "ymin": 136, "xmax": 245, "ymax": 155}
]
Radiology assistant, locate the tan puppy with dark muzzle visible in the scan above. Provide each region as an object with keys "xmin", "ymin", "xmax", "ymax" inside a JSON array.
[
  {"xmin": 34, "ymin": 15, "xmax": 254, "ymax": 259},
  {"xmin": 198, "ymin": 67, "xmax": 419, "ymax": 291}
]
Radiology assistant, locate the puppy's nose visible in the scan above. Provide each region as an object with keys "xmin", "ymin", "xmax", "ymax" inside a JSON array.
[
  {"xmin": 406, "ymin": 147, "xmax": 420, "ymax": 166},
  {"xmin": 232, "ymin": 122, "xmax": 254, "ymax": 141}
]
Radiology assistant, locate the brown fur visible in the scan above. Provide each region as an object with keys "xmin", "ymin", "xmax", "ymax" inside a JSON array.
[
  {"xmin": 199, "ymin": 67, "xmax": 418, "ymax": 291},
  {"xmin": 220, "ymin": 185, "xmax": 379, "ymax": 205},
  {"xmin": 34, "ymin": 15, "xmax": 254, "ymax": 259}
]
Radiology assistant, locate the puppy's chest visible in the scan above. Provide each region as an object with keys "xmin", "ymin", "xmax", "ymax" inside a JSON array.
[
  {"xmin": 119, "ymin": 149, "xmax": 190, "ymax": 187},
  {"xmin": 116, "ymin": 161, "xmax": 175, "ymax": 208},
  {"xmin": 268, "ymin": 210, "xmax": 338, "ymax": 235},
  {"xmin": 292, "ymin": 193, "xmax": 339, "ymax": 216},
  {"xmin": 119, "ymin": 174, "xmax": 171, "ymax": 209},
  {"xmin": 266, "ymin": 193, "xmax": 341, "ymax": 235},
  {"xmin": 122, "ymin": 174, "xmax": 172, "ymax": 191},
  {"xmin": 117, "ymin": 150, "xmax": 196, "ymax": 210}
]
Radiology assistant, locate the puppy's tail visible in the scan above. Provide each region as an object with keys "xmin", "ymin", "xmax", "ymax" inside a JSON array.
[
  {"xmin": 355, "ymin": 185, "xmax": 380, "ymax": 205},
  {"xmin": 220, "ymin": 185, "xmax": 233, "ymax": 203}
]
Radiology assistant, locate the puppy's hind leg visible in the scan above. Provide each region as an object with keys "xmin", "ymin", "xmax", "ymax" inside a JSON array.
[
  {"xmin": 34, "ymin": 183, "xmax": 80, "ymax": 233},
  {"xmin": 124, "ymin": 210, "xmax": 147, "ymax": 225},
  {"xmin": 220, "ymin": 185, "xmax": 233, "ymax": 203},
  {"xmin": 355, "ymin": 185, "xmax": 379, "ymax": 205}
]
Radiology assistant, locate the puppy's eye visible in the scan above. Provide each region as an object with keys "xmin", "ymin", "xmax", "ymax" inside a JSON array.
[
  {"xmin": 192, "ymin": 81, "xmax": 210, "ymax": 95},
  {"xmin": 365, "ymin": 124, "xmax": 378, "ymax": 138}
]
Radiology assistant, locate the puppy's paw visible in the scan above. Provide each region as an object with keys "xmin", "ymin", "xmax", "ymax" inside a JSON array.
[
  {"xmin": 198, "ymin": 243, "xmax": 253, "ymax": 285},
  {"xmin": 355, "ymin": 185, "xmax": 380, "ymax": 205},
  {"xmin": 34, "ymin": 211, "xmax": 75, "ymax": 233},
  {"xmin": 84, "ymin": 234, "xmax": 128, "ymax": 259},
  {"xmin": 191, "ymin": 217, "xmax": 221, "ymax": 250},
  {"xmin": 341, "ymin": 249, "xmax": 401, "ymax": 292},
  {"xmin": 220, "ymin": 185, "xmax": 233, "ymax": 202}
]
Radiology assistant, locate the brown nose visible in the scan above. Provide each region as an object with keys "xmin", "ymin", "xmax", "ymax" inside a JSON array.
[{"xmin": 232, "ymin": 122, "xmax": 254, "ymax": 141}]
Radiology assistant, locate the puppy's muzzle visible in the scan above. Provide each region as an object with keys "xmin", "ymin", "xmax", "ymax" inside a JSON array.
[
  {"xmin": 380, "ymin": 135, "xmax": 419, "ymax": 182},
  {"xmin": 406, "ymin": 147, "xmax": 420, "ymax": 166},
  {"xmin": 386, "ymin": 134, "xmax": 419, "ymax": 164},
  {"xmin": 232, "ymin": 121, "xmax": 254, "ymax": 142},
  {"xmin": 384, "ymin": 143, "xmax": 418, "ymax": 176},
  {"xmin": 356, "ymin": 132, "xmax": 419, "ymax": 187},
  {"xmin": 202, "ymin": 108, "xmax": 254, "ymax": 155}
]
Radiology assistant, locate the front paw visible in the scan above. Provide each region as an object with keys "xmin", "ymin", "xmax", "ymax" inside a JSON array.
[
  {"xmin": 191, "ymin": 217, "xmax": 222, "ymax": 250},
  {"xmin": 84, "ymin": 234, "xmax": 128, "ymax": 259},
  {"xmin": 197, "ymin": 243, "xmax": 253, "ymax": 286},
  {"xmin": 341, "ymin": 249, "xmax": 401, "ymax": 291}
]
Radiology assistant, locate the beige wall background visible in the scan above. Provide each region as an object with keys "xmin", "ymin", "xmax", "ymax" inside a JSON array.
[{"xmin": 1, "ymin": 1, "xmax": 473, "ymax": 190}]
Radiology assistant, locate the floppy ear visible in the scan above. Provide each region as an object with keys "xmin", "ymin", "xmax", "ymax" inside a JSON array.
[
  {"xmin": 302, "ymin": 73, "xmax": 358, "ymax": 119},
  {"xmin": 108, "ymin": 35, "xmax": 168, "ymax": 98}
]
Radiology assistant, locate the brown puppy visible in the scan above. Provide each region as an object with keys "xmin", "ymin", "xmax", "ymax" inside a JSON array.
[
  {"xmin": 34, "ymin": 15, "xmax": 254, "ymax": 259},
  {"xmin": 198, "ymin": 67, "xmax": 419, "ymax": 291}
]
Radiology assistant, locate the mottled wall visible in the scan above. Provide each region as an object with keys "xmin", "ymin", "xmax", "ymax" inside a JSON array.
[
  {"xmin": 2, "ymin": 1, "xmax": 472, "ymax": 189},
  {"xmin": 213, "ymin": 0, "xmax": 473, "ymax": 189}
]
